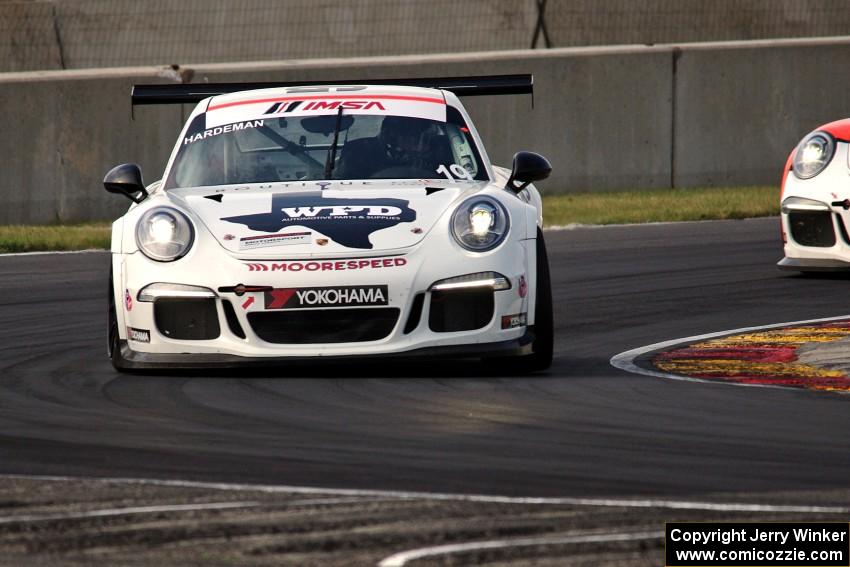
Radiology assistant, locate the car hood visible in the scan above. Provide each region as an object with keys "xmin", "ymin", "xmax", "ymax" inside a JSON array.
[{"xmin": 168, "ymin": 180, "xmax": 490, "ymax": 256}]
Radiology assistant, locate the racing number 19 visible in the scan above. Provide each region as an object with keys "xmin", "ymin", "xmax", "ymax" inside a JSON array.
[{"xmin": 436, "ymin": 164, "xmax": 473, "ymax": 181}]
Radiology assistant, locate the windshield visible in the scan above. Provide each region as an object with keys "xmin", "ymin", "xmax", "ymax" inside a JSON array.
[{"xmin": 164, "ymin": 106, "xmax": 488, "ymax": 189}]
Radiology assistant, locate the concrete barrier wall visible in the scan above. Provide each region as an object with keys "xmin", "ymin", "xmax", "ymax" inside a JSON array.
[
  {"xmin": 0, "ymin": 68, "xmax": 184, "ymax": 223},
  {"xmin": 3, "ymin": 37, "xmax": 850, "ymax": 224},
  {"xmin": 674, "ymin": 40, "xmax": 850, "ymax": 187}
]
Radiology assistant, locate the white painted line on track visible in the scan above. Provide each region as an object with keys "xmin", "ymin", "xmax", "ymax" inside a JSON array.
[
  {"xmin": 286, "ymin": 496, "xmax": 402, "ymax": 506},
  {"xmin": 609, "ymin": 314, "xmax": 850, "ymax": 389},
  {"xmin": 378, "ymin": 530, "xmax": 663, "ymax": 567},
  {"xmin": 0, "ymin": 501, "xmax": 260, "ymax": 524},
  {"xmin": 0, "ymin": 248, "xmax": 106, "ymax": 258},
  {"xmin": 3, "ymin": 474, "xmax": 848, "ymax": 514}
]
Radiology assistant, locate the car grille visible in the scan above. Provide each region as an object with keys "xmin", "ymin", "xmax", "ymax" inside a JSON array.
[
  {"xmin": 429, "ymin": 288, "xmax": 494, "ymax": 332},
  {"xmin": 788, "ymin": 211, "xmax": 836, "ymax": 247},
  {"xmin": 247, "ymin": 308, "xmax": 400, "ymax": 344},
  {"xmin": 154, "ymin": 298, "xmax": 220, "ymax": 340}
]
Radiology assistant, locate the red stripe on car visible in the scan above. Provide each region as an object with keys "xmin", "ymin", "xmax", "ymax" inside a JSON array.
[{"xmin": 209, "ymin": 94, "xmax": 446, "ymax": 112}]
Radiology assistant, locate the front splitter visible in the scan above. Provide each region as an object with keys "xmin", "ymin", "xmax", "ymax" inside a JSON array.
[
  {"xmin": 777, "ymin": 256, "xmax": 850, "ymax": 271},
  {"xmin": 116, "ymin": 330, "xmax": 535, "ymax": 370}
]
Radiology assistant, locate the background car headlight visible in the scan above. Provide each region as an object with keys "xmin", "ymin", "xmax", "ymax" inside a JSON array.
[
  {"xmin": 451, "ymin": 196, "xmax": 509, "ymax": 251},
  {"xmin": 792, "ymin": 132, "xmax": 835, "ymax": 180},
  {"xmin": 135, "ymin": 207, "xmax": 194, "ymax": 261}
]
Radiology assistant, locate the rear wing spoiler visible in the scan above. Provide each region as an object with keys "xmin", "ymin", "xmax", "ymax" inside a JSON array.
[{"xmin": 131, "ymin": 74, "xmax": 533, "ymax": 106}]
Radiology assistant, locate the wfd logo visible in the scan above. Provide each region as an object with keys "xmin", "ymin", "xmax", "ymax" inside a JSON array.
[
  {"xmin": 222, "ymin": 194, "xmax": 416, "ymax": 249},
  {"xmin": 281, "ymin": 206, "xmax": 403, "ymax": 219}
]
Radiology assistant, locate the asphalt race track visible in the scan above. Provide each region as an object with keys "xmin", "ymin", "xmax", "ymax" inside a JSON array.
[{"xmin": 3, "ymin": 216, "xmax": 850, "ymax": 500}]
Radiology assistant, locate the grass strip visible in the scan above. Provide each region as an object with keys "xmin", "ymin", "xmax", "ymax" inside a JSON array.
[
  {"xmin": 542, "ymin": 185, "xmax": 778, "ymax": 226},
  {"xmin": 0, "ymin": 186, "xmax": 780, "ymax": 252},
  {"xmin": 0, "ymin": 223, "xmax": 111, "ymax": 253}
]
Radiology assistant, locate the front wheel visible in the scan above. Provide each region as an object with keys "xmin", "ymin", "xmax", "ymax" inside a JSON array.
[
  {"xmin": 483, "ymin": 228, "xmax": 553, "ymax": 374},
  {"xmin": 108, "ymin": 267, "xmax": 130, "ymax": 372},
  {"xmin": 524, "ymin": 228, "xmax": 554, "ymax": 371}
]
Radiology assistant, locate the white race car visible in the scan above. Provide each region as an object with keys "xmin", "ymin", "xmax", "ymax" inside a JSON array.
[
  {"xmin": 779, "ymin": 120, "xmax": 850, "ymax": 271},
  {"xmin": 105, "ymin": 75, "xmax": 553, "ymax": 371}
]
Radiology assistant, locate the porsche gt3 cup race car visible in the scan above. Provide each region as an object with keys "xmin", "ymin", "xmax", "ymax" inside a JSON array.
[
  {"xmin": 779, "ymin": 119, "xmax": 850, "ymax": 272},
  {"xmin": 105, "ymin": 75, "xmax": 553, "ymax": 371}
]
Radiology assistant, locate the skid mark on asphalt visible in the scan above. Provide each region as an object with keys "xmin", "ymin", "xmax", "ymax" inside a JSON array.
[
  {"xmin": 610, "ymin": 315, "xmax": 850, "ymax": 392},
  {"xmin": 0, "ymin": 501, "xmax": 261, "ymax": 524}
]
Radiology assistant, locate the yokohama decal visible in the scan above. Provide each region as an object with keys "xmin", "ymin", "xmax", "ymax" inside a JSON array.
[
  {"xmin": 126, "ymin": 327, "xmax": 150, "ymax": 343},
  {"xmin": 264, "ymin": 285, "xmax": 388, "ymax": 309},
  {"xmin": 245, "ymin": 257, "xmax": 406, "ymax": 272}
]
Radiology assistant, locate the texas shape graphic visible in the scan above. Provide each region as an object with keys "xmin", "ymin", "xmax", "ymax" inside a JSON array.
[{"xmin": 222, "ymin": 194, "xmax": 417, "ymax": 249}]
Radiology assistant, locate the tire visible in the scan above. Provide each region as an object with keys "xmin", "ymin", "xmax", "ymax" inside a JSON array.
[
  {"xmin": 483, "ymin": 227, "xmax": 553, "ymax": 374},
  {"xmin": 524, "ymin": 227, "xmax": 554, "ymax": 371},
  {"xmin": 108, "ymin": 266, "xmax": 130, "ymax": 372}
]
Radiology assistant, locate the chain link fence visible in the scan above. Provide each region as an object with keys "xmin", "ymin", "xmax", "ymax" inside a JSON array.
[
  {"xmin": 2, "ymin": 0, "xmax": 850, "ymax": 72},
  {"xmin": 544, "ymin": 0, "xmax": 850, "ymax": 47}
]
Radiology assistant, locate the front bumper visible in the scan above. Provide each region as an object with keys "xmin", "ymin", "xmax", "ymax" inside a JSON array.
[
  {"xmin": 779, "ymin": 145, "xmax": 850, "ymax": 270},
  {"xmin": 779, "ymin": 204, "xmax": 850, "ymax": 271},
  {"xmin": 114, "ymin": 232, "xmax": 537, "ymax": 360}
]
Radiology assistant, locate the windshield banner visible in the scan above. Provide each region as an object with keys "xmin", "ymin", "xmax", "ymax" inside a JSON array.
[{"xmin": 205, "ymin": 92, "xmax": 447, "ymax": 127}]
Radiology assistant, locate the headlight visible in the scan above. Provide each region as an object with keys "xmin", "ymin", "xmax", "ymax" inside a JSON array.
[
  {"xmin": 135, "ymin": 207, "xmax": 194, "ymax": 261},
  {"xmin": 792, "ymin": 132, "xmax": 835, "ymax": 179},
  {"xmin": 451, "ymin": 196, "xmax": 509, "ymax": 251}
]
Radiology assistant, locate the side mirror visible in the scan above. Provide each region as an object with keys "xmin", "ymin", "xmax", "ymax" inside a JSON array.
[
  {"xmin": 505, "ymin": 151, "xmax": 551, "ymax": 193},
  {"xmin": 104, "ymin": 163, "xmax": 148, "ymax": 203}
]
